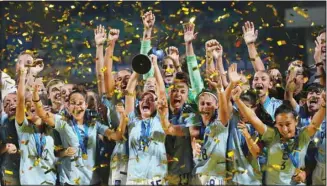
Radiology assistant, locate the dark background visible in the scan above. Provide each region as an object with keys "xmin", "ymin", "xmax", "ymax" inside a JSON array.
[{"xmin": 0, "ymin": 1, "xmax": 325, "ymax": 89}]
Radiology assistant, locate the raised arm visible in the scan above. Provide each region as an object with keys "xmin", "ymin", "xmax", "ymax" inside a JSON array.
[
  {"xmin": 314, "ymin": 35, "xmax": 326, "ymax": 87},
  {"xmin": 232, "ymin": 86, "xmax": 266, "ymax": 135},
  {"xmin": 125, "ymin": 72, "xmax": 139, "ymax": 115},
  {"xmin": 225, "ymin": 63, "xmax": 241, "ymax": 113},
  {"xmin": 151, "ymin": 54, "xmax": 165, "ymax": 95},
  {"xmin": 215, "ymin": 43, "xmax": 229, "ymax": 88},
  {"xmin": 206, "ymin": 71, "xmax": 229, "ymax": 125},
  {"xmin": 205, "ymin": 39, "xmax": 217, "ymax": 73},
  {"xmin": 32, "ymin": 84, "xmax": 55, "ymax": 127},
  {"xmin": 15, "ymin": 64, "xmax": 27, "ymax": 125},
  {"xmin": 284, "ymin": 66, "xmax": 300, "ymax": 110},
  {"xmin": 183, "ymin": 22, "xmax": 203, "ymax": 95},
  {"xmin": 104, "ymin": 29, "xmax": 120, "ymax": 98},
  {"xmin": 94, "ymin": 25, "xmax": 107, "ymax": 96},
  {"xmin": 242, "ymin": 21, "xmax": 265, "ymax": 72},
  {"xmin": 105, "ymin": 104, "xmax": 128, "ymax": 141},
  {"xmin": 307, "ymin": 92, "xmax": 326, "ymax": 137},
  {"xmin": 141, "ymin": 10, "xmax": 155, "ymax": 80}
]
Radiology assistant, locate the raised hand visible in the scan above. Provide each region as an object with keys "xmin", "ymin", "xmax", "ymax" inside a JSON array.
[
  {"xmin": 205, "ymin": 39, "xmax": 223, "ymax": 59},
  {"xmin": 157, "ymin": 97, "xmax": 168, "ymax": 117},
  {"xmin": 183, "ymin": 23, "xmax": 198, "ymax": 44},
  {"xmin": 206, "ymin": 69, "xmax": 222, "ymax": 91},
  {"xmin": 115, "ymin": 103, "xmax": 126, "ymax": 117},
  {"xmin": 314, "ymin": 35, "xmax": 322, "ymax": 63},
  {"xmin": 142, "ymin": 10, "xmax": 155, "ymax": 30},
  {"xmin": 94, "ymin": 25, "xmax": 107, "ymax": 46},
  {"xmin": 242, "ymin": 21, "xmax": 258, "ymax": 45},
  {"xmin": 108, "ymin": 29, "xmax": 120, "ymax": 43},
  {"xmin": 166, "ymin": 46, "xmax": 180, "ymax": 62},
  {"xmin": 149, "ymin": 54, "xmax": 158, "ymax": 67},
  {"xmin": 228, "ymin": 63, "xmax": 241, "ymax": 84},
  {"xmin": 231, "ymin": 86, "xmax": 243, "ymax": 102}
]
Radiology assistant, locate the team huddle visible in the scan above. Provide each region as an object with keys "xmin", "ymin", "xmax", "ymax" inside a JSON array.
[{"xmin": 0, "ymin": 10, "xmax": 326, "ymax": 186}]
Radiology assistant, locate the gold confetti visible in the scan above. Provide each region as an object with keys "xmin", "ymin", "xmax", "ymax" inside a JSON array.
[
  {"xmin": 74, "ymin": 177, "xmax": 80, "ymax": 185},
  {"xmin": 298, "ymin": 45, "xmax": 304, "ymax": 48},
  {"xmin": 5, "ymin": 170, "xmax": 13, "ymax": 175},
  {"xmin": 227, "ymin": 151, "xmax": 234, "ymax": 157},
  {"xmin": 214, "ymin": 13, "xmax": 230, "ymax": 23},
  {"xmin": 293, "ymin": 7, "xmax": 309, "ymax": 19},
  {"xmin": 277, "ymin": 40, "xmax": 286, "ymax": 46},
  {"xmin": 189, "ymin": 16, "xmax": 196, "ymax": 23},
  {"xmin": 266, "ymin": 37, "xmax": 273, "ymax": 41}
]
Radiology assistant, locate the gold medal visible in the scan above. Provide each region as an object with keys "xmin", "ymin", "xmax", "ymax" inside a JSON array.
[{"xmin": 82, "ymin": 154, "xmax": 88, "ymax": 160}]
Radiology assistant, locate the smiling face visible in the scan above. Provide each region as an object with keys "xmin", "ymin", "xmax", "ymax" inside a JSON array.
[
  {"xmin": 25, "ymin": 93, "xmax": 42, "ymax": 125},
  {"xmin": 275, "ymin": 113, "xmax": 298, "ymax": 139},
  {"xmin": 3, "ymin": 93, "xmax": 17, "ymax": 117},
  {"xmin": 117, "ymin": 70, "xmax": 131, "ymax": 91},
  {"xmin": 306, "ymin": 90, "xmax": 323, "ymax": 113},
  {"xmin": 169, "ymin": 82, "xmax": 188, "ymax": 111},
  {"xmin": 68, "ymin": 92, "xmax": 88, "ymax": 122},
  {"xmin": 48, "ymin": 82, "xmax": 63, "ymax": 106},
  {"xmin": 162, "ymin": 58, "xmax": 177, "ymax": 85},
  {"xmin": 320, "ymin": 31, "xmax": 326, "ymax": 70},
  {"xmin": 198, "ymin": 93, "xmax": 218, "ymax": 121},
  {"xmin": 252, "ymin": 71, "xmax": 272, "ymax": 97},
  {"xmin": 139, "ymin": 92, "xmax": 157, "ymax": 119}
]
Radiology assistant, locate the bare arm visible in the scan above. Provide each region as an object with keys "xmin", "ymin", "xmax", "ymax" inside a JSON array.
[
  {"xmin": 94, "ymin": 25, "xmax": 107, "ymax": 96},
  {"xmin": 104, "ymin": 29, "xmax": 120, "ymax": 98},
  {"xmin": 285, "ymin": 88, "xmax": 298, "ymax": 111},
  {"xmin": 141, "ymin": 10, "xmax": 155, "ymax": 80},
  {"xmin": 232, "ymin": 86, "xmax": 266, "ymax": 135},
  {"xmin": 105, "ymin": 105, "xmax": 128, "ymax": 141},
  {"xmin": 242, "ymin": 21, "xmax": 265, "ymax": 72},
  {"xmin": 307, "ymin": 93, "xmax": 326, "ymax": 137},
  {"xmin": 125, "ymin": 72, "xmax": 139, "ymax": 115},
  {"xmin": 16, "ymin": 65, "xmax": 27, "ymax": 125},
  {"xmin": 32, "ymin": 85, "xmax": 55, "ymax": 127}
]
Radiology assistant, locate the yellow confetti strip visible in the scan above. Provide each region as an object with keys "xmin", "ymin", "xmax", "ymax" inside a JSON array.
[
  {"xmin": 277, "ymin": 40, "xmax": 286, "ymax": 46},
  {"xmin": 293, "ymin": 7, "xmax": 309, "ymax": 19},
  {"xmin": 74, "ymin": 177, "xmax": 80, "ymax": 185},
  {"xmin": 227, "ymin": 151, "xmax": 234, "ymax": 158},
  {"xmin": 214, "ymin": 13, "xmax": 230, "ymax": 23},
  {"xmin": 5, "ymin": 170, "xmax": 13, "ymax": 175}
]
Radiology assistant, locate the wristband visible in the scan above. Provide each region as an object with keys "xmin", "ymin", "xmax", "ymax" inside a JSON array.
[
  {"xmin": 316, "ymin": 62, "xmax": 324, "ymax": 67},
  {"xmin": 314, "ymin": 75, "xmax": 323, "ymax": 79}
]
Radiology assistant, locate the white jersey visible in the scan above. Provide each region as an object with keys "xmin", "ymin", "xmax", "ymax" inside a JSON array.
[{"xmin": 262, "ymin": 126, "xmax": 311, "ymax": 185}]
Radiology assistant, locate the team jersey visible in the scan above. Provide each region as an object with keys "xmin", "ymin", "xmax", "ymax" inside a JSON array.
[
  {"xmin": 192, "ymin": 119, "xmax": 229, "ymax": 184},
  {"xmin": 262, "ymin": 126, "xmax": 311, "ymax": 185},
  {"xmin": 54, "ymin": 114, "xmax": 108, "ymax": 185},
  {"xmin": 127, "ymin": 112, "xmax": 167, "ymax": 184},
  {"xmin": 15, "ymin": 117, "xmax": 57, "ymax": 185}
]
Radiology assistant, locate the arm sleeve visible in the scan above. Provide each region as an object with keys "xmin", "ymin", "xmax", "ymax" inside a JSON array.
[
  {"xmin": 140, "ymin": 40, "xmax": 154, "ymax": 80},
  {"xmin": 54, "ymin": 114, "xmax": 66, "ymax": 131},
  {"xmin": 102, "ymin": 96, "xmax": 120, "ymax": 129},
  {"xmin": 186, "ymin": 55, "xmax": 204, "ymax": 97},
  {"xmin": 96, "ymin": 122, "xmax": 109, "ymax": 136}
]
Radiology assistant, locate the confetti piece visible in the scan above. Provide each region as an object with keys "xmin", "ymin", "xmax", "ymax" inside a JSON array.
[
  {"xmin": 189, "ymin": 16, "xmax": 196, "ymax": 23},
  {"xmin": 214, "ymin": 13, "xmax": 230, "ymax": 23},
  {"xmin": 74, "ymin": 177, "xmax": 80, "ymax": 185},
  {"xmin": 266, "ymin": 37, "xmax": 273, "ymax": 41},
  {"xmin": 293, "ymin": 6, "xmax": 309, "ymax": 19},
  {"xmin": 227, "ymin": 151, "xmax": 234, "ymax": 157},
  {"xmin": 298, "ymin": 45, "xmax": 304, "ymax": 48},
  {"xmin": 277, "ymin": 40, "xmax": 286, "ymax": 46},
  {"xmin": 5, "ymin": 170, "xmax": 13, "ymax": 175}
]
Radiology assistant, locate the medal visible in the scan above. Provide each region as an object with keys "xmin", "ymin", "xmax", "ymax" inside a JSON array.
[{"xmin": 82, "ymin": 154, "xmax": 88, "ymax": 160}]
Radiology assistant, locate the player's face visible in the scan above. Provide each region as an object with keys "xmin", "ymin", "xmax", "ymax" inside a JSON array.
[
  {"xmin": 68, "ymin": 93, "xmax": 87, "ymax": 122},
  {"xmin": 3, "ymin": 93, "xmax": 17, "ymax": 117},
  {"xmin": 306, "ymin": 90, "xmax": 323, "ymax": 113},
  {"xmin": 61, "ymin": 84, "xmax": 74, "ymax": 109},
  {"xmin": 169, "ymin": 82, "xmax": 188, "ymax": 110},
  {"xmin": 198, "ymin": 93, "xmax": 217, "ymax": 121},
  {"xmin": 25, "ymin": 94, "xmax": 42, "ymax": 125},
  {"xmin": 320, "ymin": 32, "xmax": 326, "ymax": 70},
  {"xmin": 139, "ymin": 92, "xmax": 157, "ymax": 119},
  {"xmin": 275, "ymin": 113, "xmax": 298, "ymax": 139},
  {"xmin": 117, "ymin": 70, "xmax": 131, "ymax": 91},
  {"xmin": 48, "ymin": 83, "xmax": 63, "ymax": 106},
  {"xmin": 162, "ymin": 58, "xmax": 176, "ymax": 85},
  {"xmin": 252, "ymin": 71, "xmax": 272, "ymax": 97}
]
